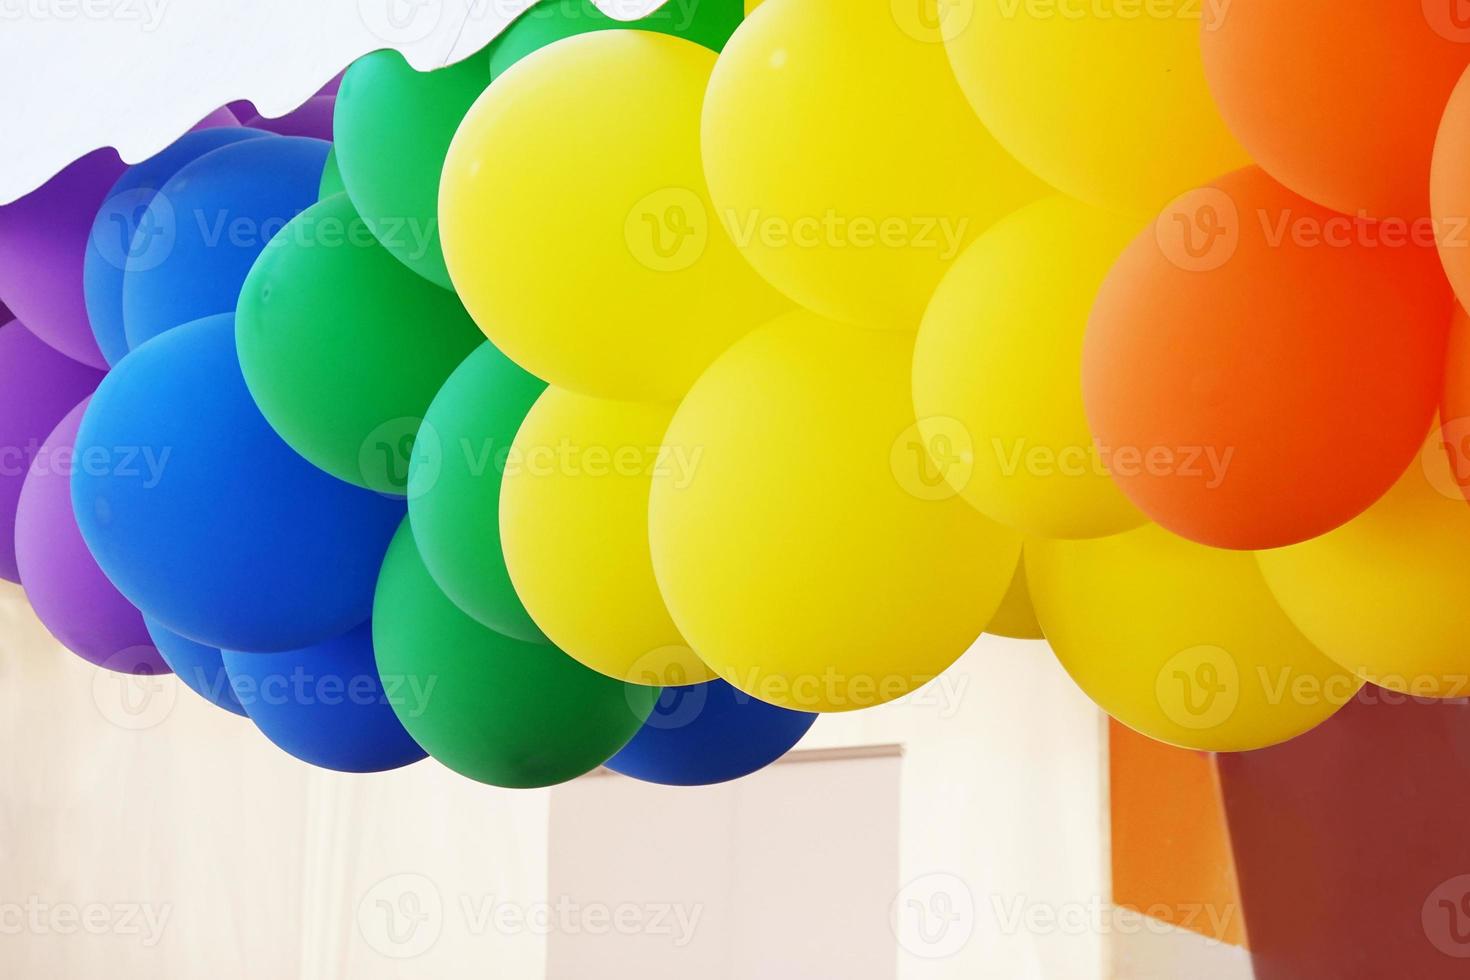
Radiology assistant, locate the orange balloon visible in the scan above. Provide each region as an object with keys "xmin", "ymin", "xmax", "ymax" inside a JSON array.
[
  {"xmin": 1432, "ymin": 68, "xmax": 1470, "ymax": 311},
  {"xmin": 1441, "ymin": 305, "xmax": 1470, "ymax": 500},
  {"xmin": 1084, "ymin": 166, "xmax": 1452, "ymax": 551},
  {"xmin": 1201, "ymin": 0, "xmax": 1470, "ymax": 218}
]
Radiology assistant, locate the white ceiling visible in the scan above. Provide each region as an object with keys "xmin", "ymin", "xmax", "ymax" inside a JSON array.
[{"xmin": 0, "ymin": 0, "xmax": 671, "ymax": 203}]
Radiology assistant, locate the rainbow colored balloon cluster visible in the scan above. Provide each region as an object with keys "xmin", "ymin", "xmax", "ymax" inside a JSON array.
[{"xmin": 4, "ymin": 0, "xmax": 1470, "ymax": 784}]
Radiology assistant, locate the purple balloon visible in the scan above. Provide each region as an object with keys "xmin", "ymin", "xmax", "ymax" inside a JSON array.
[
  {"xmin": 0, "ymin": 149, "xmax": 125, "ymax": 369},
  {"xmin": 194, "ymin": 106, "xmax": 240, "ymax": 129},
  {"xmin": 243, "ymin": 95, "xmax": 335, "ymax": 140},
  {"xmin": 0, "ymin": 104, "xmax": 238, "ymax": 371},
  {"xmin": 14, "ymin": 399, "xmax": 169, "ymax": 675},
  {"xmin": 227, "ymin": 73, "xmax": 339, "ymax": 126},
  {"xmin": 0, "ymin": 321, "xmax": 105, "ymax": 581}
]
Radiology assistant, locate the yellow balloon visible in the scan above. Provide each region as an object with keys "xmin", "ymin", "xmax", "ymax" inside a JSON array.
[
  {"xmin": 501, "ymin": 386, "xmax": 716, "ymax": 686},
  {"xmin": 1258, "ymin": 429, "xmax": 1470, "ymax": 699},
  {"xmin": 702, "ymin": 0, "xmax": 1045, "ymax": 329},
  {"xmin": 1027, "ymin": 523, "xmax": 1360, "ymax": 751},
  {"xmin": 440, "ymin": 30, "xmax": 787, "ymax": 403},
  {"xmin": 913, "ymin": 195, "xmax": 1146, "ymax": 539},
  {"xmin": 650, "ymin": 311, "xmax": 1022, "ymax": 712},
  {"xmin": 986, "ymin": 553, "xmax": 1044, "ymax": 641},
  {"xmin": 941, "ymin": 0, "xmax": 1248, "ymax": 215}
]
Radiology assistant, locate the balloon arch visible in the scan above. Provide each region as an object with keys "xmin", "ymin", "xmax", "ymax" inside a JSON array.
[{"xmin": 1, "ymin": 0, "xmax": 1468, "ymax": 788}]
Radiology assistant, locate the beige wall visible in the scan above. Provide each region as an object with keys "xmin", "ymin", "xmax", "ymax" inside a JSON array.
[
  {"xmin": 0, "ymin": 580, "xmax": 550, "ymax": 979},
  {"xmin": 799, "ymin": 635, "xmax": 1108, "ymax": 980},
  {"xmin": 548, "ymin": 751, "xmax": 902, "ymax": 980},
  {"xmin": 0, "ymin": 579, "xmax": 1247, "ymax": 978}
]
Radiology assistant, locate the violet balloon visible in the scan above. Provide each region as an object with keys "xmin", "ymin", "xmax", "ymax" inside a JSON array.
[
  {"xmin": 0, "ymin": 321, "xmax": 105, "ymax": 582},
  {"xmin": 243, "ymin": 95, "xmax": 336, "ymax": 140},
  {"xmin": 0, "ymin": 149, "xmax": 124, "ymax": 369},
  {"xmin": 14, "ymin": 400, "xmax": 169, "ymax": 675},
  {"xmin": 0, "ymin": 108, "xmax": 236, "ymax": 364},
  {"xmin": 194, "ymin": 106, "xmax": 241, "ymax": 129},
  {"xmin": 227, "ymin": 72, "xmax": 340, "ymax": 130}
]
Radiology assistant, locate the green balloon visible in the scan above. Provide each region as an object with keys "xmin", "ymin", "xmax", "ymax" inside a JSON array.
[
  {"xmin": 333, "ymin": 0, "xmax": 739, "ymax": 287},
  {"xmin": 318, "ymin": 146, "xmax": 345, "ymax": 199},
  {"xmin": 408, "ymin": 342, "xmax": 547, "ymax": 642},
  {"xmin": 333, "ymin": 43, "xmax": 496, "ymax": 288},
  {"xmin": 374, "ymin": 520, "xmax": 656, "ymax": 788},
  {"xmin": 489, "ymin": 0, "xmax": 745, "ymax": 76},
  {"xmin": 237, "ymin": 193, "xmax": 483, "ymax": 495}
]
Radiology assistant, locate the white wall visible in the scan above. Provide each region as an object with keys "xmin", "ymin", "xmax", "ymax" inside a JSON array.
[
  {"xmin": 796, "ymin": 635, "xmax": 1109, "ymax": 980},
  {"xmin": 0, "ymin": 579, "xmax": 1121, "ymax": 979},
  {"xmin": 0, "ymin": 0, "xmax": 678, "ymax": 203},
  {"xmin": 0, "ymin": 580, "xmax": 551, "ymax": 979},
  {"xmin": 547, "ymin": 751, "xmax": 902, "ymax": 980}
]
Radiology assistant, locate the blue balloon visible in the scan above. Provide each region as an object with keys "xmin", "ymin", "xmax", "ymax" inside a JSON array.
[
  {"xmin": 143, "ymin": 615, "xmax": 246, "ymax": 716},
  {"xmin": 120, "ymin": 135, "xmax": 328, "ymax": 351},
  {"xmin": 72, "ymin": 313, "xmax": 405, "ymax": 652},
  {"xmin": 84, "ymin": 128, "xmax": 271, "ymax": 366},
  {"xmin": 222, "ymin": 623, "xmax": 426, "ymax": 773},
  {"xmin": 606, "ymin": 679, "xmax": 816, "ymax": 786}
]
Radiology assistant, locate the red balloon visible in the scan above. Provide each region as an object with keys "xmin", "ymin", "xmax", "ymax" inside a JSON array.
[{"xmin": 1084, "ymin": 167, "xmax": 1452, "ymax": 550}]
